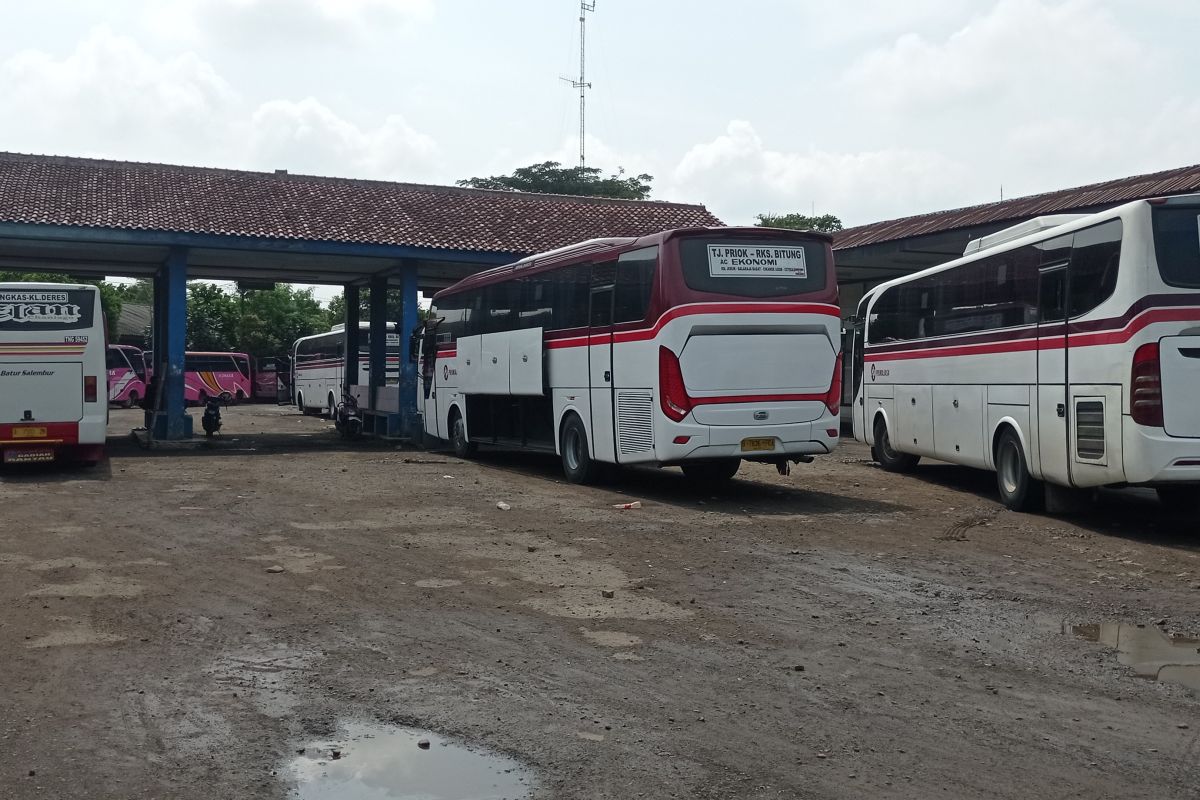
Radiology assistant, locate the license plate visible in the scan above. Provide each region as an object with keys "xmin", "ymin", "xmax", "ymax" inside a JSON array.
[
  {"xmin": 741, "ymin": 437, "xmax": 776, "ymax": 452},
  {"xmin": 12, "ymin": 426, "xmax": 47, "ymax": 439},
  {"xmin": 3, "ymin": 448, "xmax": 54, "ymax": 464}
]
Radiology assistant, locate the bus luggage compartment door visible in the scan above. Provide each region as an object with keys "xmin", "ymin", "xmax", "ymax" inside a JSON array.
[
  {"xmin": 1160, "ymin": 336, "xmax": 1200, "ymax": 438},
  {"xmin": 0, "ymin": 361, "xmax": 83, "ymax": 424},
  {"xmin": 679, "ymin": 332, "xmax": 834, "ymax": 425}
]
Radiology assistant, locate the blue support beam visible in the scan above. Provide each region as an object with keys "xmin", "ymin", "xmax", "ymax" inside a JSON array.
[
  {"xmin": 368, "ymin": 275, "xmax": 388, "ymax": 411},
  {"xmin": 398, "ymin": 261, "xmax": 420, "ymax": 436},
  {"xmin": 343, "ymin": 285, "xmax": 360, "ymax": 391},
  {"xmin": 151, "ymin": 247, "xmax": 192, "ymax": 439}
]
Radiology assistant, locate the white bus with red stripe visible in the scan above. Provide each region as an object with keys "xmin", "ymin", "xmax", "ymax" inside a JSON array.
[
  {"xmin": 0, "ymin": 282, "xmax": 107, "ymax": 465},
  {"xmin": 292, "ymin": 323, "xmax": 400, "ymax": 417},
  {"xmin": 850, "ymin": 194, "xmax": 1200, "ymax": 511},
  {"xmin": 416, "ymin": 228, "xmax": 842, "ymax": 484}
]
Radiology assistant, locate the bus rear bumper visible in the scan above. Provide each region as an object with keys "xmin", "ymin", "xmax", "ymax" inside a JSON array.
[
  {"xmin": 1121, "ymin": 420, "xmax": 1200, "ymax": 485},
  {"xmin": 654, "ymin": 419, "xmax": 839, "ymax": 464}
]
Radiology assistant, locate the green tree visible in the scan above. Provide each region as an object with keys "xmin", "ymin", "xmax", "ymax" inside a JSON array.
[
  {"xmin": 185, "ymin": 283, "xmax": 238, "ymax": 352},
  {"xmin": 111, "ymin": 279, "xmax": 154, "ymax": 304},
  {"xmin": 458, "ymin": 160, "xmax": 653, "ymax": 200},
  {"xmin": 0, "ymin": 271, "xmax": 122, "ymax": 334},
  {"xmin": 755, "ymin": 212, "xmax": 843, "ymax": 233},
  {"xmin": 235, "ymin": 285, "xmax": 328, "ymax": 360}
]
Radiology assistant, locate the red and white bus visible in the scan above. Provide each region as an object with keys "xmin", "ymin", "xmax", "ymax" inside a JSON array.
[
  {"xmin": 850, "ymin": 194, "xmax": 1200, "ymax": 511},
  {"xmin": 107, "ymin": 344, "xmax": 147, "ymax": 408},
  {"xmin": 293, "ymin": 324, "xmax": 400, "ymax": 417},
  {"xmin": 416, "ymin": 228, "xmax": 842, "ymax": 483},
  {"xmin": 0, "ymin": 282, "xmax": 107, "ymax": 465}
]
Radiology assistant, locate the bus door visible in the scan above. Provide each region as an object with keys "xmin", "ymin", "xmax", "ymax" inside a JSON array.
[
  {"xmin": 1035, "ymin": 234, "xmax": 1071, "ymax": 484},
  {"xmin": 1064, "ymin": 221, "xmax": 1124, "ymax": 487},
  {"xmin": 588, "ymin": 261, "xmax": 617, "ymax": 463},
  {"xmin": 850, "ymin": 294, "xmax": 871, "ymax": 442}
]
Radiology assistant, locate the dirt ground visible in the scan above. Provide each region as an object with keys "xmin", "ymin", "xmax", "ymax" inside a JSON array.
[{"xmin": 1, "ymin": 403, "xmax": 1198, "ymax": 799}]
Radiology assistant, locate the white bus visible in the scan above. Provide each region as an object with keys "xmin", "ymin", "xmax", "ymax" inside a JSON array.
[
  {"xmin": 415, "ymin": 228, "xmax": 842, "ymax": 484},
  {"xmin": 292, "ymin": 323, "xmax": 400, "ymax": 417},
  {"xmin": 0, "ymin": 282, "xmax": 107, "ymax": 465},
  {"xmin": 850, "ymin": 194, "xmax": 1200, "ymax": 512}
]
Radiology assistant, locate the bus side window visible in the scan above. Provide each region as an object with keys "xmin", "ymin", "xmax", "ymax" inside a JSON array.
[
  {"xmin": 589, "ymin": 262, "xmax": 616, "ymax": 328},
  {"xmin": 1068, "ymin": 219, "xmax": 1122, "ymax": 317},
  {"xmin": 553, "ymin": 264, "xmax": 591, "ymax": 330},
  {"xmin": 614, "ymin": 246, "xmax": 658, "ymax": 323},
  {"xmin": 1039, "ymin": 267, "xmax": 1067, "ymax": 322}
]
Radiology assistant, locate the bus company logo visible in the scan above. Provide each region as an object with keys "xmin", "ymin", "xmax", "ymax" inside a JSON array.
[
  {"xmin": 870, "ymin": 364, "xmax": 890, "ymax": 381},
  {"xmin": 443, "ymin": 364, "xmax": 458, "ymax": 380},
  {"xmin": 0, "ymin": 292, "xmax": 82, "ymax": 325}
]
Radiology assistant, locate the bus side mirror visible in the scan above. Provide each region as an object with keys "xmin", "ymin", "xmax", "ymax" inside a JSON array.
[{"xmin": 408, "ymin": 333, "xmax": 421, "ymax": 363}]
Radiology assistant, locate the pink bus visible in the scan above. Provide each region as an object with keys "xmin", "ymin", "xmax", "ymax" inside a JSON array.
[
  {"xmin": 183, "ymin": 351, "xmax": 252, "ymax": 405},
  {"xmin": 106, "ymin": 344, "xmax": 147, "ymax": 408}
]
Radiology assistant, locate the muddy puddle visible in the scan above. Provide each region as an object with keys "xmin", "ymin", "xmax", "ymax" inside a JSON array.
[
  {"xmin": 1072, "ymin": 622, "xmax": 1200, "ymax": 691},
  {"xmin": 289, "ymin": 722, "xmax": 532, "ymax": 799}
]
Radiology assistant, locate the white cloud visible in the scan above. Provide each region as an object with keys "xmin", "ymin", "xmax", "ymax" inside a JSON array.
[
  {"xmin": 0, "ymin": 27, "xmax": 236, "ymax": 161},
  {"xmin": 842, "ymin": 0, "xmax": 1143, "ymax": 112},
  {"xmin": 0, "ymin": 27, "xmax": 442, "ymax": 182},
  {"xmin": 667, "ymin": 121, "xmax": 971, "ymax": 226},
  {"xmin": 150, "ymin": 0, "xmax": 433, "ymax": 46},
  {"xmin": 248, "ymin": 97, "xmax": 439, "ymax": 179}
]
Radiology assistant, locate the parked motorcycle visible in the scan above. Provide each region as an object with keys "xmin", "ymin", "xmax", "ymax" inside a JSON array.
[
  {"xmin": 201, "ymin": 397, "xmax": 223, "ymax": 438},
  {"xmin": 333, "ymin": 389, "xmax": 363, "ymax": 440}
]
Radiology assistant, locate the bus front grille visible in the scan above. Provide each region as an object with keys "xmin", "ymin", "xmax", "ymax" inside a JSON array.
[{"xmin": 617, "ymin": 392, "xmax": 654, "ymax": 455}]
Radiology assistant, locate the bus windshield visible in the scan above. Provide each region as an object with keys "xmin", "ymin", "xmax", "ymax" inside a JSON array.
[
  {"xmin": 1152, "ymin": 206, "xmax": 1200, "ymax": 288},
  {"xmin": 676, "ymin": 236, "xmax": 829, "ymax": 298}
]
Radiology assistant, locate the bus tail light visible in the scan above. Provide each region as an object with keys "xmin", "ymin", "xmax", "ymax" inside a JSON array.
[
  {"xmin": 1131, "ymin": 342, "xmax": 1163, "ymax": 426},
  {"xmin": 659, "ymin": 346, "xmax": 692, "ymax": 422},
  {"xmin": 824, "ymin": 352, "xmax": 843, "ymax": 417},
  {"xmin": 84, "ymin": 375, "xmax": 98, "ymax": 404}
]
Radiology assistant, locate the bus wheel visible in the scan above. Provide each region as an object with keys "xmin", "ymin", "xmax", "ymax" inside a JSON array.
[
  {"xmin": 327, "ymin": 392, "xmax": 337, "ymax": 419},
  {"xmin": 560, "ymin": 414, "xmax": 600, "ymax": 485},
  {"xmin": 874, "ymin": 417, "xmax": 919, "ymax": 473},
  {"xmin": 1156, "ymin": 487, "xmax": 1199, "ymax": 513},
  {"xmin": 124, "ymin": 391, "xmax": 139, "ymax": 409},
  {"xmin": 681, "ymin": 459, "xmax": 740, "ymax": 485},
  {"xmin": 450, "ymin": 410, "xmax": 477, "ymax": 459},
  {"xmin": 995, "ymin": 428, "xmax": 1043, "ymax": 512}
]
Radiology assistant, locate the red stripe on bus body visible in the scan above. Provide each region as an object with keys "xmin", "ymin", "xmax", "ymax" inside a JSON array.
[
  {"xmin": 543, "ymin": 302, "xmax": 840, "ymax": 350},
  {"xmin": 0, "ymin": 422, "xmax": 79, "ymax": 444},
  {"xmin": 864, "ymin": 306, "xmax": 1200, "ymax": 363}
]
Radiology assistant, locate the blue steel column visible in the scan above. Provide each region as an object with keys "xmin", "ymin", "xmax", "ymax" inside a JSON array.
[
  {"xmin": 368, "ymin": 275, "xmax": 388, "ymax": 411},
  {"xmin": 343, "ymin": 285, "xmax": 360, "ymax": 391},
  {"xmin": 398, "ymin": 261, "xmax": 419, "ymax": 435},
  {"xmin": 159, "ymin": 247, "xmax": 191, "ymax": 439}
]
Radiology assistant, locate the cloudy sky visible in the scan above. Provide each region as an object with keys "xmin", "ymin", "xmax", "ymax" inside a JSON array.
[{"xmin": 2, "ymin": 0, "xmax": 1199, "ymax": 231}]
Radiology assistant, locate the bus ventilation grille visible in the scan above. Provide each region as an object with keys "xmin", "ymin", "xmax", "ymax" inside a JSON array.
[
  {"xmin": 1075, "ymin": 399, "xmax": 1105, "ymax": 460},
  {"xmin": 617, "ymin": 392, "xmax": 654, "ymax": 455}
]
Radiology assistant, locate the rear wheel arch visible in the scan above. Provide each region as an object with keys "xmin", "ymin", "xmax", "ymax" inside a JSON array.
[{"xmin": 989, "ymin": 418, "xmax": 1031, "ymax": 473}]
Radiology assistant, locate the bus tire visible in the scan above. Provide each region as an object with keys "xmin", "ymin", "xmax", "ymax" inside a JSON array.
[
  {"xmin": 450, "ymin": 409, "xmax": 477, "ymax": 459},
  {"xmin": 1156, "ymin": 486, "xmax": 1199, "ymax": 513},
  {"xmin": 681, "ymin": 459, "xmax": 740, "ymax": 485},
  {"xmin": 124, "ymin": 390, "xmax": 139, "ymax": 409},
  {"xmin": 874, "ymin": 416, "xmax": 919, "ymax": 473},
  {"xmin": 995, "ymin": 427, "xmax": 1043, "ymax": 512},
  {"xmin": 297, "ymin": 392, "xmax": 317, "ymax": 416},
  {"xmin": 327, "ymin": 392, "xmax": 337, "ymax": 419},
  {"xmin": 560, "ymin": 413, "xmax": 600, "ymax": 485}
]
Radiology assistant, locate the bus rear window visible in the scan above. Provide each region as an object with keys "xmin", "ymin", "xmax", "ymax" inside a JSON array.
[
  {"xmin": 677, "ymin": 238, "xmax": 827, "ymax": 297},
  {"xmin": 1153, "ymin": 206, "xmax": 1200, "ymax": 288}
]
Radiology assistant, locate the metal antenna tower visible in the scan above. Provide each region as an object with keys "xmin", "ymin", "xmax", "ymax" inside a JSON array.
[{"xmin": 561, "ymin": 1, "xmax": 596, "ymax": 167}]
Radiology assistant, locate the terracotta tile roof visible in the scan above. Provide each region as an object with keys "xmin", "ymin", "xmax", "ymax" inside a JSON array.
[
  {"xmin": 834, "ymin": 163, "xmax": 1200, "ymax": 250},
  {"xmin": 0, "ymin": 152, "xmax": 722, "ymax": 254}
]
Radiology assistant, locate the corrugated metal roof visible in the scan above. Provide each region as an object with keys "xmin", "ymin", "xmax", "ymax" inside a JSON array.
[
  {"xmin": 0, "ymin": 152, "xmax": 723, "ymax": 254},
  {"xmin": 833, "ymin": 163, "xmax": 1200, "ymax": 250},
  {"xmin": 116, "ymin": 302, "xmax": 151, "ymax": 338}
]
